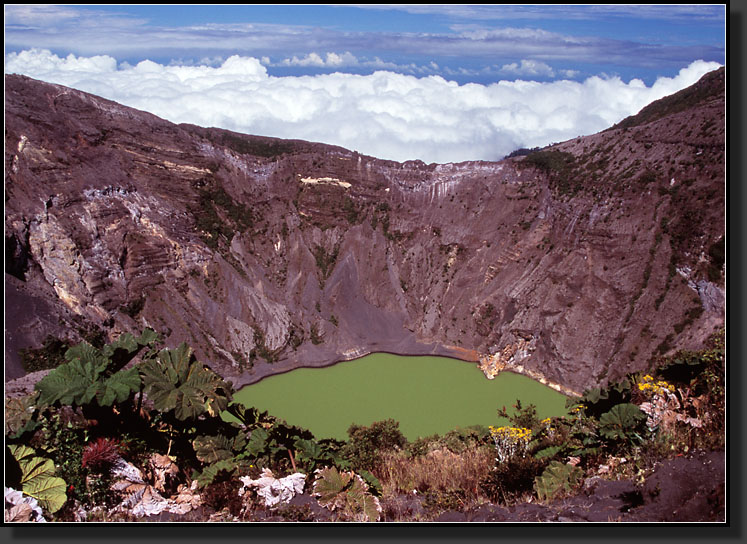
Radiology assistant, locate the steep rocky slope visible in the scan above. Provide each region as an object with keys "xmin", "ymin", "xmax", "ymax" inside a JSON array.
[{"xmin": 4, "ymin": 69, "xmax": 725, "ymax": 394}]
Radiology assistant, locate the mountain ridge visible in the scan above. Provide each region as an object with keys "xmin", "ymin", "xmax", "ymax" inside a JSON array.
[{"xmin": 4, "ymin": 70, "xmax": 725, "ymax": 394}]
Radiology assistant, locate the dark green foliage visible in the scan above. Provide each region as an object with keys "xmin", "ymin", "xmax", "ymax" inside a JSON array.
[
  {"xmin": 312, "ymin": 244, "xmax": 339, "ymax": 280},
  {"xmin": 663, "ymin": 351, "xmax": 705, "ymax": 382},
  {"xmin": 343, "ymin": 419, "xmax": 407, "ymax": 471},
  {"xmin": 240, "ymin": 418, "xmax": 319, "ymax": 475},
  {"xmin": 194, "ymin": 458, "xmax": 248, "ymax": 489},
  {"xmin": 193, "ymin": 433, "xmax": 247, "ymax": 465},
  {"xmin": 609, "ymin": 67, "xmax": 724, "ymax": 130},
  {"xmin": 19, "ymin": 336, "xmax": 71, "ymax": 373},
  {"xmin": 250, "ymin": 327, "xmax": 281, "ymax": 363},
  {"xmin": 533, "ymin": 445, "xmax": 564, "ymax": 460},
  {"xmin": 312, "ymin": 466, "xmax": 381, "ymax": 522},
  {"xmin": 441, "ymin": 426, "xmax": 491, "ymax": 453},
  {"xmin": 534, "ymin": 461, "xmax": 583, "ymax": 502},
  {"xmin": 35, "ymin": 329, "xmax": 159, "ymax": 409},
  {"xmin": 504, "ymin": 147, "xmax": 540, "ymax": 159},
  {"xmin": 522, "ymin": 150, "xmax": 578, "ymax": 195},
  {"xmin": 192, "ymin": 427, "xmax": 252, "ymax": 488},
  {"xmin": 121, "ymin": 296, "xmax": 146, "ymax": 318},
  {"xmin": 208, "ymin": 131, "xmax": 298, "ymax": 158},
  {"xmin": 707, "ymin": 236, "xmax": 725, "ymax": 281},
  {"xmin": 481, "ymin": 455, "xmax": 547, "ymax": 505},
  {"xmin": 190, "ymin": 182, "xmax": 254, "ymax": 249},
  {"xmin": 225, "ymin": 403, "xmax": 276, "ymax": 429},
  {"xmin": 139, "ymin": 342, "xmax": 233, "ymax": 421},
  {"xmin": 405, "ymin": 426, "xmax": 490, "ymax": 459},
  {"xmin": 498, "ymin": 400, "xmax": 541, "ymax": 431},
  {"xmin": 27, "ymin": 413, "xmax": 112, "ymax": 509},
  {"xmin": 659, "ymin": 328, "xmax": 724, "ymax": 395},
  {"xmin": 310, "ymin": 323, "xmax": 324, "ymax": 345},
  {"xmin": 574, "ymin": 377, "xmax": 633, "ymax": 419},
  {"xmin": 598, "ymin": 403, "xmax": 647, "ymax": 441},
  {"xmin": 343, "ymin": 197, "xmax": 361, "ymax": 224}
]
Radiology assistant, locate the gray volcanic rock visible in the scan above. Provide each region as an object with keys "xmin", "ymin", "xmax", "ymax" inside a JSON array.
[{"xmin": 4, "ymin": 70, "xmax": 725, "ymax": 394}]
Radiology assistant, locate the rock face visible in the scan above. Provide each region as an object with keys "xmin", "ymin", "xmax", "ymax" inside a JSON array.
[{"xmin": 4, "ymin": 70, "xmax": 725, "ymax": 394}]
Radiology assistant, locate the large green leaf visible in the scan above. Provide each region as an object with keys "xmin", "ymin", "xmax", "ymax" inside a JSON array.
[
  {"xmin": 534, "ymin": 445, "xmax": 564, "ymax": 460},
  {"xmin": 534, "ymin": 461, "xmax": 583, "ymax": 502},
  {"xmin": 35, "ymin": 352, "xmax": 105, "ymax": 407},
  {"xmin": 96, "ymin": 366, "xmax": 141, "ymax": 407},
  {"xmin": 355, "ymin": 469, "xmax": 383, "ymax": 498},
  {"xmin": 194, "ymin": 458, "xmax": 241, "ymax": 488},
  {"xmin": 102, "ymin": 328, "xmax": 160, "ymax": 373},
  {"xmin": 193, "ymin": 433, "xmax": 247, "ymax": 464},
  {"xmin": 270, "ymin": 421, "xmax": 313, "ymax": 450},
  {"xmin": 312, "ymin": 467, "xmax": 380, "ymax": 521},
  {"xmin": 347, "ymin": 478, "xmax": 382, "ymax": 522},
  {"xmin": 312, "ymin": 466, "xmax": 348, "ymax": 502},
  {"xmin": 8, "ymin": 445, "xmax": 67, "ymax": 514},
  {"xmin": 243, "ymin": 427, "xmax": 270, "ymax": 458},
  {"xmin": 139, "ymin": 343, "xmax": 232, "ymax": 421},
  {"xmin": 35, "ymin": 330, "xmax": 159, "ymax": 408},
  {"xmin": 599, "ymin": 403, "xmax": 646, "ymax": 440},
  {"xmin": 226, "ymin": 403, "xmax": 276, "ymax": 429},
  {"xmin": 294, "ymin": 439, "xmax": 323, "ymax": 462}
]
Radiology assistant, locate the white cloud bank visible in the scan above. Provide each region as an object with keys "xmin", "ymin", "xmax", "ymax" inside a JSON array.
[{"xmin": 4, "ymin": 49, "xmax": 721, "ymax": 164}]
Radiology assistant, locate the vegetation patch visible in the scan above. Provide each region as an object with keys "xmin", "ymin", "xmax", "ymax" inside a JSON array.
[
  {"xmin": 522, "ymin": 150, "xmax": 579, "ymax": 196},
  {"xmin": 19, "ymin": 336, "xmax": 72, "ymax": 373},
  {"xmin": 312, "ymin": 244, "xmax": 339, "ymax": 283},
  {"xmin": 190, "ymin": 182, "xmax": 255, "ymax": 250},
  {"xmin": 5, "ymin": 327, "xmax": 724, "ymax": 521},
  {"xmin": 207, "ymin": 130, "xmax": 298, "ymax": 159},
  {"xmin": 609, "ymin": 68, "xmax": 724, "ymax": 131}
]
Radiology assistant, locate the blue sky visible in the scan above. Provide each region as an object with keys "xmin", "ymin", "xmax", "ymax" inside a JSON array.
[
  {"xmin": 4, "ymin": 4, "xmax": 727, "ymax": 163},
  {"xmin": 4, "ymin": 4, "xmax": 725, "ymax": 84}
]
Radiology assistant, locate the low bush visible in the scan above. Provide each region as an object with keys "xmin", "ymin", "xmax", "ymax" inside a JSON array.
[
  {"xmin": 342, "ymin": 419, "xmax": 406, "ymax": 472},
  {"xmin": 481, "ymin": 454, "xmax": 547, "ymax": 505}
]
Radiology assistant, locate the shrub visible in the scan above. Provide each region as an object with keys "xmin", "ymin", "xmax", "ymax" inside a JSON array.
[
  {"xmin": 343, "ymin": 419, "xmax": 407, "ymax": 472},
  {"xmin": 481, "ymin": 455, "xmax": 547, "ymax": 505}
]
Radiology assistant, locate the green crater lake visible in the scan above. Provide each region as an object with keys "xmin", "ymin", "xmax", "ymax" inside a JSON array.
[{"xmin": 233, "ymin": 353, "xmax": 568, "ymax": 441}]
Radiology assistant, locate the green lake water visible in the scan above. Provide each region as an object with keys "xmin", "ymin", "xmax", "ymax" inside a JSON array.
[{"xmin": 233, "ymin": 353, "xmax": 568, "ymax": 441}]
